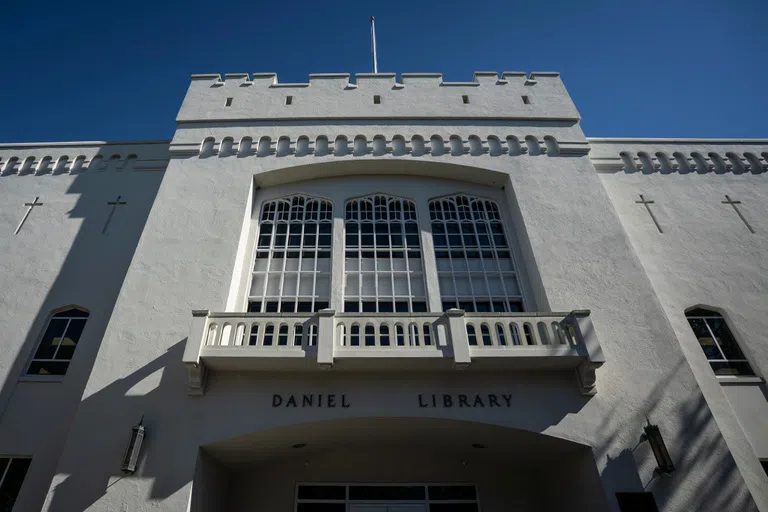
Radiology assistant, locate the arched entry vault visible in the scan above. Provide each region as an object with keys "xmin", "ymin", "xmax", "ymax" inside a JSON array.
[{"xmin": 191, "ymin": 417, "xmax": 610, "ymax": 512}]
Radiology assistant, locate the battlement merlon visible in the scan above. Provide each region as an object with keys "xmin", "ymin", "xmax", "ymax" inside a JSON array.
[{"xmin": 176, "ymin": 71, "xmax": 581, "ymax": 124}]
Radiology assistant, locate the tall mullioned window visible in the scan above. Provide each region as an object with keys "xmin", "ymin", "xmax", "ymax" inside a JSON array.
[
  {"xmin": 249, "ymin": 195, "xmax": 332, "ymax": 313},
  {"xmin": 26, "ymin": 307, "xmax": 89, "ymax": 376},
  {"xmin": 344, "ymin": 194, "xmax": 426, "ymax": 312},
  {"xmin": 686, "ymin": 308, "xmax": 753, "ymax": 376},
  {"xmin": 430, "ymin": 195, "xmax": 523, "ymax": 312}
]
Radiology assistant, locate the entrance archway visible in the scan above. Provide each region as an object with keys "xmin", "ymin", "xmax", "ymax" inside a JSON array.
[{"xmin": 191, "ymin": 418, "xmax": 609, "ymax": 512}]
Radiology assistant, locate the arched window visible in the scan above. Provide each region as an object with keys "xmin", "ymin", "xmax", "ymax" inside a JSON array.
[
  {"xmin": 248, "ymin": 195, "xmax": 332, "ymax": 313},
  {"xmin": 686, "ymin": 308, "xmax": 753, "ymax": 376},
  {"xmin": 430, "ymin": 195, "xmax": 523, "ymax": 312},
  {"xmin": 27, "ymin": 307, "xmax": 90, "ymax": 376},
  {"xmin": 344, "ymin": 194, "xmax": 426, "ymax": 313}
]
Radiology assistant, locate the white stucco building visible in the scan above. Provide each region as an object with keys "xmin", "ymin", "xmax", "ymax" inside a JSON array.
[{"xmin": 0, "ymin": 70, "xmax": 766, "ymax": 512}]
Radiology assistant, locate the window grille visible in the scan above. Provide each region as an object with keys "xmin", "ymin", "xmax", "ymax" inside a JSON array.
[
  {"xmin": 249, "ymin": 195, "xmax": 332, "ymax": 313},
  {"xmin": 430, "ymin": 195, "xmax": 523, "ymax": 312},
  {"xmin": 26, "ymin": 307, "xmax": 89, "ymax": 376},
  {"xmin": 344, "ymin": 195, "xmax": 426, "ymax": 313},
  {"xmin": 686, "ymin": 308, "xmax": 753, "ymax": 376}
]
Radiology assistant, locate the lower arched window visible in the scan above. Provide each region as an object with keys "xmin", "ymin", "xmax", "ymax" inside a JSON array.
[
  {"xmin": 26, "ymin": 307, "xmax": 89, "ymax": 376},
  {"xmin": 686, "ymin": 308, "xmax": 753, "ymax": 376}
]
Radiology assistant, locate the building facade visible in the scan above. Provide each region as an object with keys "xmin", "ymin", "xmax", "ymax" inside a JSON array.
[{"xmin": 0, "ymin": 70, "xmax": 766, "ymax": 511}]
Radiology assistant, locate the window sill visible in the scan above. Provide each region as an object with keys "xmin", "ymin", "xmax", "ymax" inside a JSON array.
[
  {"xmin": 18, "ymin": 375, "xmax": 65, "ymax": 383},
  {"xmin": 717, "ymin": 375, "xmax": 764, "ymax": 385}
]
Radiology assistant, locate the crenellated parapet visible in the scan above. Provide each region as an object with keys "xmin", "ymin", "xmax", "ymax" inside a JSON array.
[
  {"xmin": 170, "ymin": 132, "xmax": 589, "ymax": 158},
  {"xmin": 588, "ymin": 138, "xmax": 768, "ymax": 174},
  {"xmin": 176, "ymin": 71, "xmax": 581, "ymax": 123},
  {"xmin": 0, "ymin": 140, "xmax": 170, "ymax": 176}
]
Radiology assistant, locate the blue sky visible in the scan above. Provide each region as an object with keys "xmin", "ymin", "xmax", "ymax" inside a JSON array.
[{"xmin": 1, "ymin": 0, "xmax": 766, "ymax": 142}]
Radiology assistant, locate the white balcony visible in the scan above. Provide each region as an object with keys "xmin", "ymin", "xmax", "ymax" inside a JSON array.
[{"xmin": 182, "ymin": 309, "xmax": 604, "ymax": 396}]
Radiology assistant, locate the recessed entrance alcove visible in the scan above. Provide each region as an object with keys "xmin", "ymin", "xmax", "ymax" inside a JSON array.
[{"xmin": 190, "ymin": 418, "xmax": 609, "ymax": 512}]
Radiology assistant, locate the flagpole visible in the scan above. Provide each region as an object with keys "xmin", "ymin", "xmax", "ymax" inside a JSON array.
[{"xmin": 370, "ymin": 16, "xmax": 378, "ymax": 74}]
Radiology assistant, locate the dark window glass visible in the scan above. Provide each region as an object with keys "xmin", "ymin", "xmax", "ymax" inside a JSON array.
[
  {"xmin": 344, "ymin": 301, "xmax": 359, "ymax": 313},
  {"xmin": 27, "ymin": 361, "xmax": 70, "ymax": 376},
  {"xmin": 297, "ymin": 485, "xmax": 345, "ymax": 500},
  {"xmin": 710, "ymin": 361, "xmax": 754, "ymax": 376},
  {"xmin": 428, "ymin": 485, "xmax": 476, "ymax": 501},
  {"xmin": 0, "ymin": 457, "xmax": 32, "ymax": 512},
  {"xmin": 33, "ymin": 319, "xmax": 68, "ymax": 359},
  {"xmin": 761, "ymin": 460, "xmax": 768, "ymax": 476},
  {"xmin": 708, "ymin": 318, "xmax": 746, "ymax": 360},
  {"xmin": 247, "ymin": 301, "xmax": 261, "ymax": 312},
  {"xmin": 686, "ymin": 309, "xmax": 754, "ymax": 376},
  {"xmin": 349, "ymin": 485, "xmax": 425, "ymax": 501},
  {"xmin": 615, "ymin": 492, "xmax": 660, "ymax": 512},
  {"xmin": 53, "ymin": 318, "xmax": 86, "ymax": 360}
]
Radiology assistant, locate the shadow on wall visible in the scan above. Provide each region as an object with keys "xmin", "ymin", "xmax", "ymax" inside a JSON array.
[
  {"xmin": 0, "ymin": 146, "xmax": 164, "ymax": 512},
  {"xmin": 44, "ymin": 341, "xmax": 191, "ymax": 512},
  {"xmin": 593, "ymin": 358, "xmax": 755, "ymax": 511}
]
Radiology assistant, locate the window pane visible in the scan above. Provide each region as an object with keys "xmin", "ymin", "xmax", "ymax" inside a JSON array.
[
  {"xmin": 33, "ymin": 319, "xmax": 68, "ymax": 359},
  {"xmin": 687, "ymin": 318, "xmax": 721, "ymax": 360},
  {"xmin": 0, "ymin": 458, "xmax": 31, "ymax": 512},
  {"xmin": 250, "ymin": 196, "xmax": 332, "ymax": 311},
  {"xmin": 297, "ymin": 485, "xmax": 345, "ymax": 500},
  {"xmin": 711, "ymin": 361, "xmax": 754, "ymax": 377},
  {"xmin": 707, "ymin": 318, "xmax": 746, "ymax": 360},
  {"xmin": 430, "ymin": 195, "xmax": 523, "ymax": 313},
  {"xmin": 54, "ymin": 319, "xmax": 87, "ymax": 360},
  {"xmin": 345, "ymin": 195, "xmax": 424, "ymax": 312},
  {"xmin": 349, "ymin": 485, "xmax": 425, "ymax": 500},
  {"xmin": 27, "ymin": 361, "xmax": 70, "ymax": 376}
]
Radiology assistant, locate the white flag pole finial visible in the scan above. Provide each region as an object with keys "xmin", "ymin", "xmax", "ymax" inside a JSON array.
[{"xmin": 370, "ymin": 16, "xmax": 378, "ymax": 74}]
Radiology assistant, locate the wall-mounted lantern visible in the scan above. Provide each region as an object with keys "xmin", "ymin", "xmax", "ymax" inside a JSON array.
[
  {"xmin": 642, "ymin": 419, "xmax": 674, "ymax": 474},
  {"xmin": 121, "ymin": 415, "xmax": 145, "ymax": 474}
]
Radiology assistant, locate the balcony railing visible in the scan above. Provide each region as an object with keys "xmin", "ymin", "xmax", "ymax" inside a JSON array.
[{"xmin": 183, "ymin": 309, "xmax": 604, "ymax": 396}]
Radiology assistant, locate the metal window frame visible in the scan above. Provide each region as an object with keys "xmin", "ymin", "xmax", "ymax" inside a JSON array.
[
  {"xmin": 686, "ymin": 314, "xmax": 752, "ymax": 369},
  {"xmin": 344, "ymin": 194, "xmax": 426, "ymax": 313},
  {"xmin": 26, "ymin": 310, "xmax": 89, "ymax": 376},
  {"xmin": 249, "ymin": 195, "xmax": 333, "ymax": 313},
  {"xmin": 429, "ymin": 194, "xmax": 524, "ymax": 313},
  {"xmin": 294, "ymin": 483, "xmax": 481, "ymax": 511}
]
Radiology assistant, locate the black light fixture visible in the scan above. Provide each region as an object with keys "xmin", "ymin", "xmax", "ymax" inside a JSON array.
[
  {"xmin": 121, "ymin": 415, "xmax": 146, "ymax": 474},
  {"xmin": 642, "ymin": 419, "xmax": 674, "ymax": 474}
]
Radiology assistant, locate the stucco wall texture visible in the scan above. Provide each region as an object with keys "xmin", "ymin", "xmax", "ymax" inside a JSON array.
[{"xmin": 0, "ymin": 71, "xmax": 764, "ymax": 512}]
